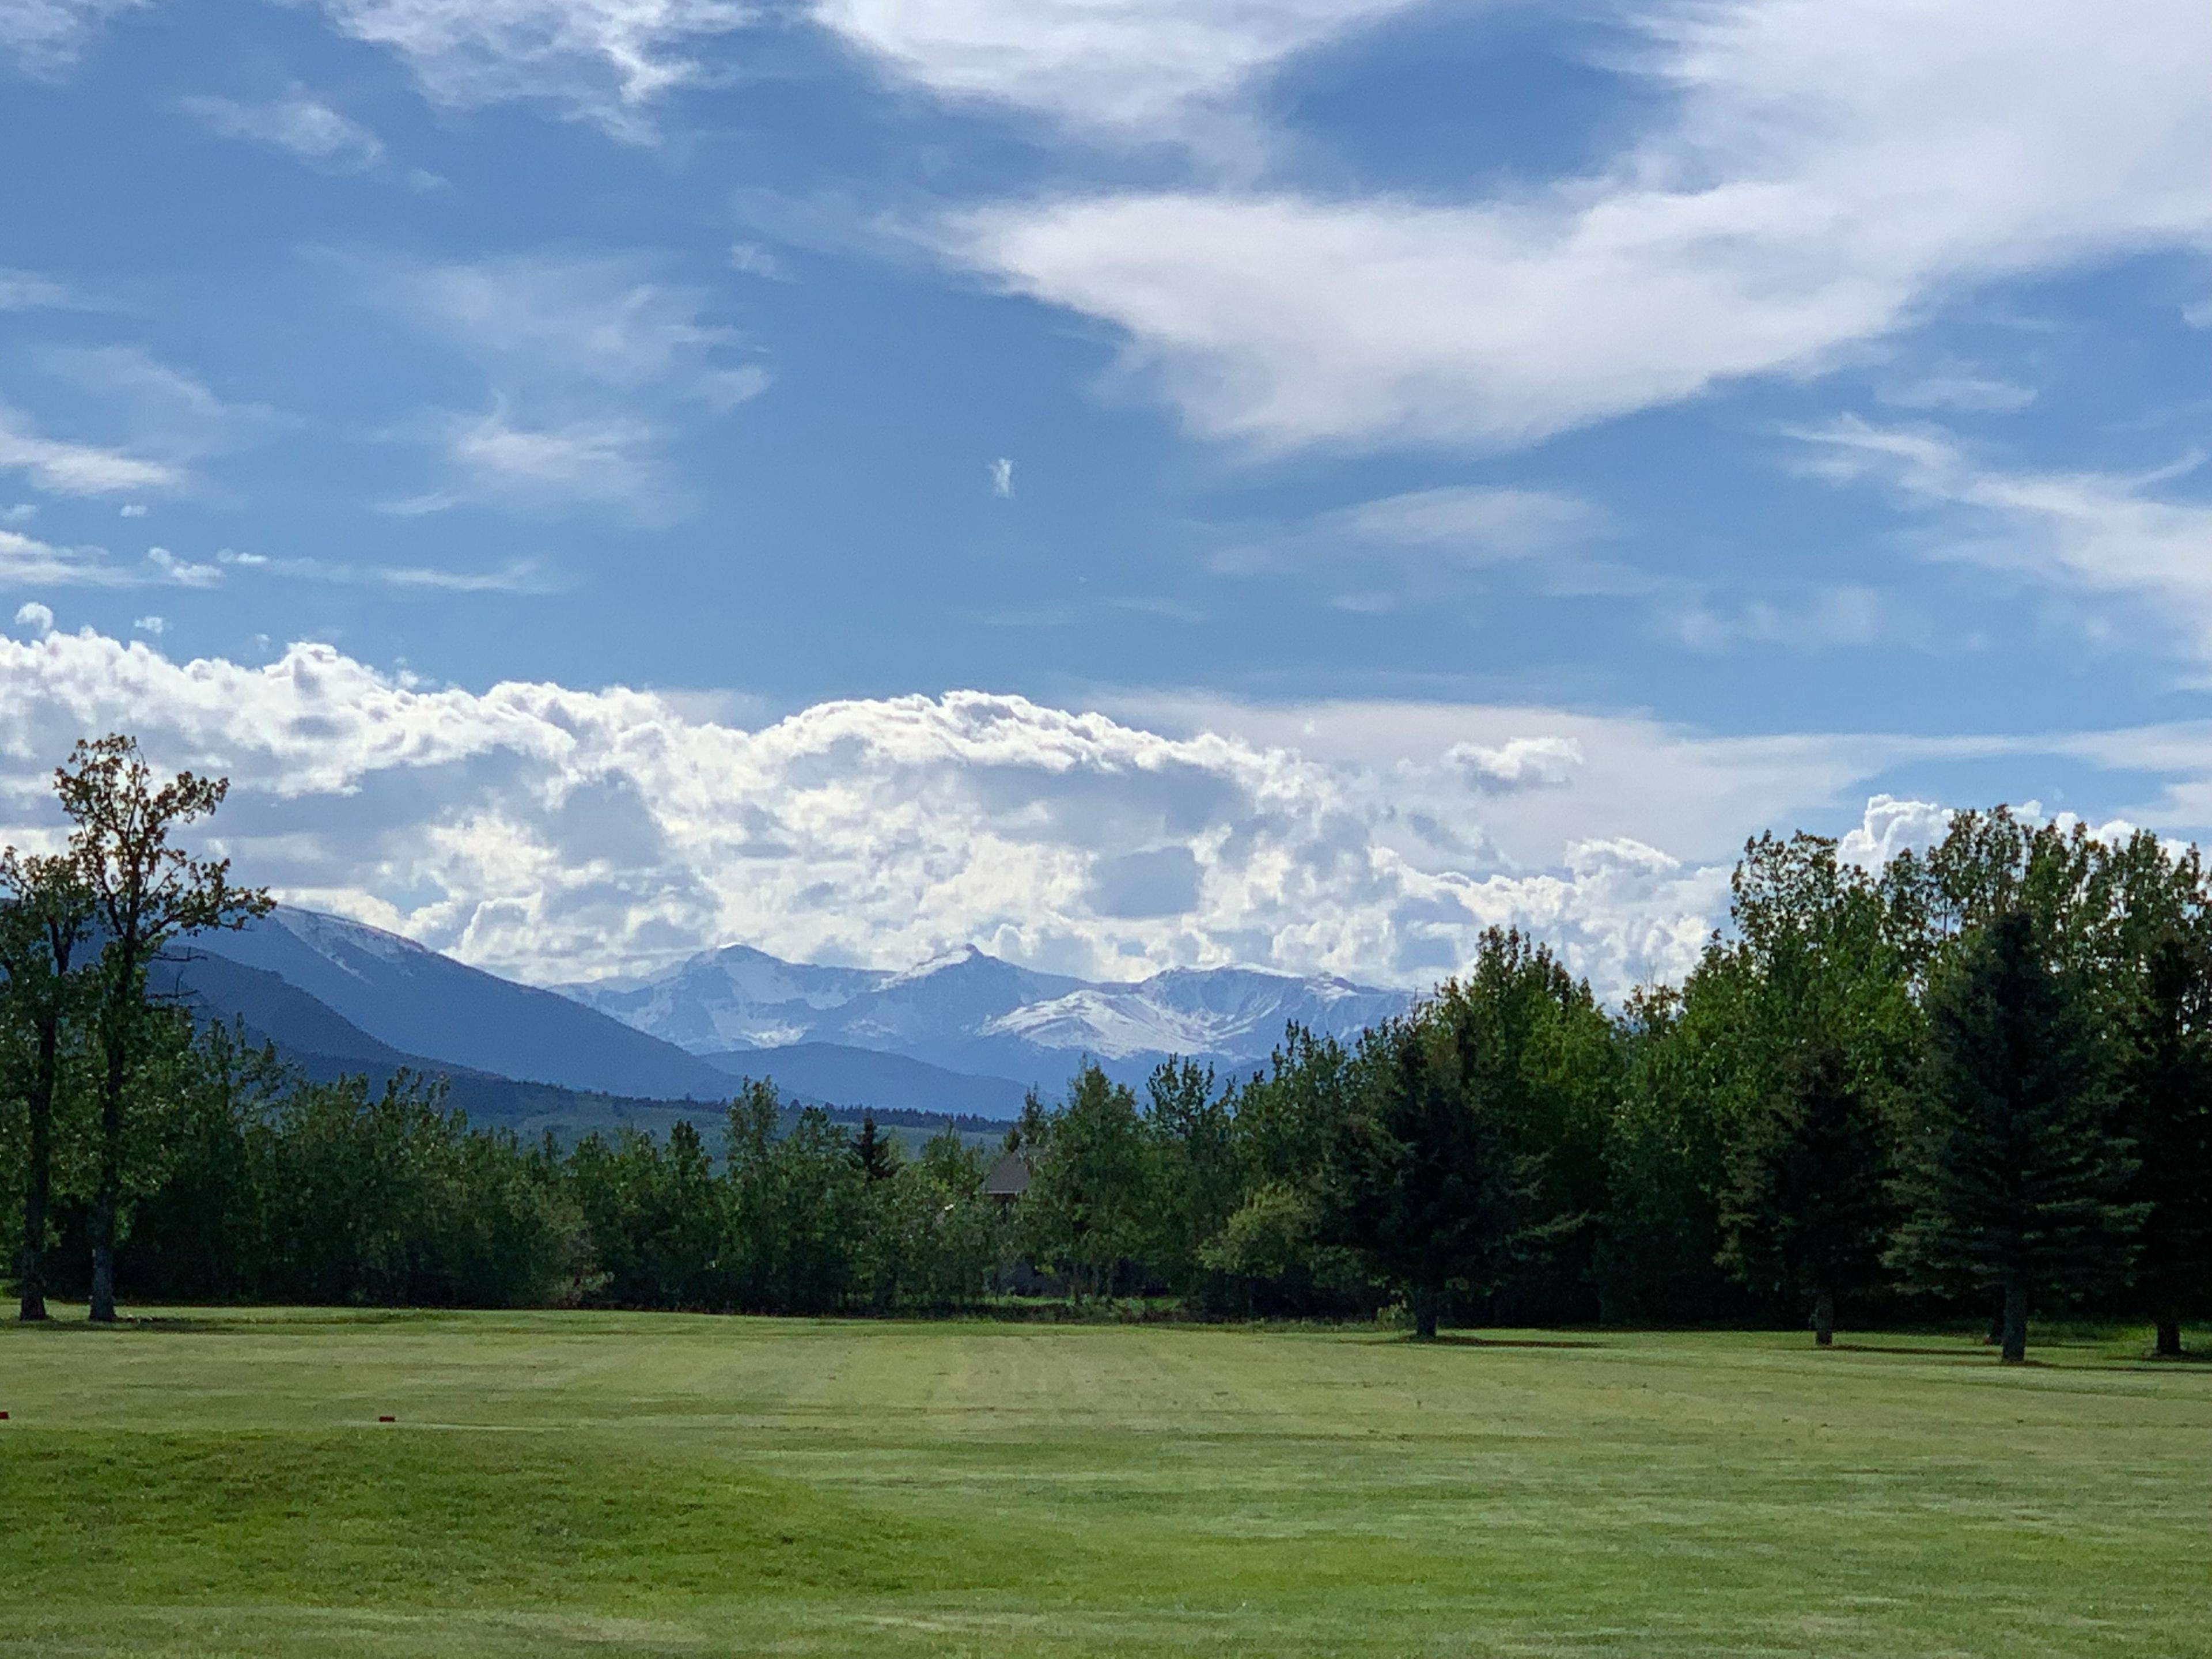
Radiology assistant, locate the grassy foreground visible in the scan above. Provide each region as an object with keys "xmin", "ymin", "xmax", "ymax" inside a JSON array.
[{"xmin": 1, "ymin": 1312, "xmax": 2208, "ymax": 1657}]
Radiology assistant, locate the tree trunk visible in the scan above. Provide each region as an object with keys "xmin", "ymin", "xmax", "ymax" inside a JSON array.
[
  {"xmin": 87, "ymin": 1025, "xmax": 126, "ymax": 1324},
  {"xmin": 2000, "ymin": 1277, "xmax": 2028, "ymax": 1364},
  {"xmin": 1411, "ymin": 1286, "xmax": 1439, "ymax": 1340},
  {"xmin": 2154, "ymin": 1315, "xmax": 2184, "ymax": 1359},
  {"xmin": 17, "ymin": 1016, "xmax": 56, "ymax": 1322},
  {"xmin": 1812, "ymin": 1286, "xmax": 1835, "ymax": 1348}
]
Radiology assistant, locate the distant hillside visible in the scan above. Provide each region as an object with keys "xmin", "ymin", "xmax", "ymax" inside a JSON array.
[
  {"xmin": 698, "ymin": 1041, "xmax": 1031, "ymax": 1119},
  {"xmin": 191, "ymin": 910, "xmax": 737, "ymax": 1100}
]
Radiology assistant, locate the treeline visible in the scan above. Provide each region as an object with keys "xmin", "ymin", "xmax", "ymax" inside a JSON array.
[{"xmin": 5, "ymin": 736, "xmax": 2210, "ymax": 1359}]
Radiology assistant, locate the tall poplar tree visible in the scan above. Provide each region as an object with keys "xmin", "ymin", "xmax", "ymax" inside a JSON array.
[
  {"xmin": 1891, "ymin": 910, "xmax": 2143, "ymax": 1362},
  {"xmin": 0, "ymin": 850, "xmax": 96, "ymax": 1321},
  {"xmin": 55, "ymin": 735, "xmax": 270, "ymax": 1323}
]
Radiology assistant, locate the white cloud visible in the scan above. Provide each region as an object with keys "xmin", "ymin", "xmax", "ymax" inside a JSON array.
[
  {"xmin": 0, "ymin": 628, "xmax": 2198, "ymax": 996},
  {"xmin": 177, "ymin": 90, "xmax": 388, "ymax": 172},
  {"xmin": 132, "ymin": 614, "xmax": 165, "ymax": 634},
  {"xmin": 1878, "ymin": 369, "xmax": 2037, "ymax": 415},
  {"xmin": 810, "ymin": 0, "xmax": 1420, "ymax": 147},
  {"xmin": 144, "ymin": 546, "xmax": 221, "ymax": 586},
  {"xmin": 0, "ymin": 528, "xmax": 211, "ymax": 588},
  {"xmin": 990, "ymin": 456, "xmax": 1013, "ymax": 498},
  {"xmin": 1666, "ymin": 584, "xmax": 1892, "ymax": 653},
  {"xmin": 34, "ymin": 345, "xmax": 276, "ymax": 461},
  {"xmin": 1445, "ymin": 736, "xmax": 1585, "ymax": 793},
  {"xmin": 0, "ymin": 408, "xmax": 183, "ymax": 496},
  {"xmin": 1836, "ymin": 793, "xmax": 1950, "ymax": 868},
  {"xmin": 1795, "ymin": 417, "xmax": 2212, "ymax": 662},
  {"xmin": 728, "ymin": 240, "xmax": 790, "ymax": 281},
  {"xmin": 360, "ymin": 253, "xmax": 767, "ymax": 516},
  {"xmin": 222, "ymin": 547, "xmax": 557, "ymax": 592},
  {"xmin": 375, "ymin": 253, "xmax": 767, "ymax": 408},
  {"xmin": 118, "ymin": 502, "xmax": 145, "ymax": 517},
  {"xmin": 0, "ymin": 270, "xmax": 71, "ymax": 309},
  {"xmin": 316, "ymin": 0, "xmax": 751, "ymax": 137},
  {"xmin": 1210, "ymin": 484, "xmax": 1638, "ymax": 609},
  {"xmin": 949, "ymin": 0, "xmax": 2212, "ymax": 452},
  {"xmin": 404, "ymin": 407, "xmax": 675, "ymax": 516},
  {"xmin": 0, "ymin": 0, "xmax": 148, "ymax": 77},
  {"xmin": 1, "ymin": 505, "xmax": 34, "ymax": 525},
  {"xmin": 12, "ymin": 603, "xmax": 53, "ymax": 637},
  {"xmin": 0, "ymin": 627, "xmax": 1854, "ymax": 995}
]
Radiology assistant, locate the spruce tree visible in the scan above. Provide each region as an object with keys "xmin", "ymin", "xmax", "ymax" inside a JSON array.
[
  {"xmin": 2118, "ymin": 934, "xmax": 2212, "ymax": 1357},
  {"xmin": 1718, "ymin": 1040, "xmax": 1893, "ymax": 1346},
  {"xmin": 1327, "ymin": 1013, "xmax": 1535, "ymax": 1339},
  {"xmin": 1891, "ymin": 910, "xmax": 2144, "ymax": 1362}
]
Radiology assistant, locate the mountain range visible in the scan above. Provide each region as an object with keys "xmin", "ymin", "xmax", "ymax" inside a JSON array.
[
  {"xmin": 557, "ymin": 940, "xmax": 1412, "ymax": 1085},
  {"xmin": 163, "ymin": 907, "xmax": 1413, "ymax": 1126}
]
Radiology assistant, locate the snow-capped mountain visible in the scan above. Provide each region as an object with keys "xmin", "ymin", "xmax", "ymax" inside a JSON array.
[
  {"xmin": 187, "ymin": 906, "xmax": 1418, "ymax": 1113},
  {"xmin": 563, "ymin": 942, "xmax": 1414, "ymax": 1084}
]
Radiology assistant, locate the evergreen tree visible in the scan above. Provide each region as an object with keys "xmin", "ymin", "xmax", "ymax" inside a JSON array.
[
  {"xmin": 2118, "ymin": 934, "xmax": 2212, "ymax": 1357},
  {"xmin": 1326, "ymin": 1012, "xmax": 1536, "ymax": 1339},
  {"xmin": 1718, "ymin": 1041, "xmax": 1893, "ymax": 1345},
  {"xmin": 1891, "ymin": 911, "xmax": 2145, "ymax": 1362},
  {"xmin": 54, "ymin": 735, "xmax": 270, "ymax": 1321}
]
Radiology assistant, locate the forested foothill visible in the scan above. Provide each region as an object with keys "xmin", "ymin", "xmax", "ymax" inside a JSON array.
[{"xmin": 6, "ymin": 737, "xmax": 2210, "ymax": 1362}]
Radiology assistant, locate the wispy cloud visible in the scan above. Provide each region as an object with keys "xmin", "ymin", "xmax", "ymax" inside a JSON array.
[
  {"xmin": 315, "ymin": 0, "xmax": 752, "ymax": 138},
  {"xmin": 219, "ymin": 546, "xmax": 559, "ymax": 593},
  {"xmin": 1796, "ymin": 415, "xmax": 2212, "ymax": 663},
  {"xmin": 949, "ymin": 0, "xmax": 2212, "ymax": 452},
  {"xmin": 0, "ymin": 528, "xmax": 221, "ymax": 586},
  {"xmin": 810, "ymin": 0, "xmax": 1421, "ymax": 153},
  {"xmin": 0, "ymin": 407, "xmax": 183, "ymax": 496},
  {"xmin": 1210, "ymin": 485, "xmax": 1638, "ymax": 612},
  {"xmin": 990, "ymin": 456, "xmax": 1013, "ymax": 498},
  {"xmin": 0, "ymin": 0, "xmax": 149, "ymax": 78},
  {"xmin": 358, "ymin": 252, "xmax": 765, "ymax": 516},
  {"xmin": 177, "ymin": 90, "xmax": 388, "ymax": 172},
  {"xmin": 0, "ymin": 270, "xmax": 73, "ymax": 310}
]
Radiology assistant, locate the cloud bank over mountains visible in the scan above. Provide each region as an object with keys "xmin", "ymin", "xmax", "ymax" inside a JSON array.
[{"xmin": 0, "ymin": 622, "xmax": 1971, "ymax": 998}]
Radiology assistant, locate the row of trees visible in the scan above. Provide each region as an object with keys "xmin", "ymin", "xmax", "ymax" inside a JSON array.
[{"xmin": 4, "ymin": 736, "xmax": 2208, "ymax": 1359}]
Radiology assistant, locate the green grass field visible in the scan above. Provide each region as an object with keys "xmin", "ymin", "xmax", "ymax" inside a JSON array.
[{"xmin": 2, "ymin": 1311, "xmax": 2208, "ymax": 1657}]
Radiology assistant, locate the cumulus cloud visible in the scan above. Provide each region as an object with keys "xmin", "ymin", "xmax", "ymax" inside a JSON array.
[
  {"xmin": 810, "ymin": 0, "xmax": 1420, "ymax": 148},
  {"xmin": 0, "ymin": 0, "xmax": 149, "ymax": 77},
  {"xmin": 0, "ymin": 625, "xmax": 1921, "ymax": 997},
  {"xmin": 949, "ymin": 0, "xmax": 2212, "ymax": 451},
  {"xmin": 1445, "ymin": 736, "xmax": 1585, "ymax": 792},
  {"xmin": 177, "ymin": 90, "xmax": 388, "ymax": 172},
  {"xmin": 316, "ymin": 0, "xmax": 751, "ymax": 137},
  {"xmin": 1794, "ymin": 417, "xmax": 2212, "ymax": 662},
  {"xmin": 12, "ymin": 603, "xmax": 53, "ymax": 637}
]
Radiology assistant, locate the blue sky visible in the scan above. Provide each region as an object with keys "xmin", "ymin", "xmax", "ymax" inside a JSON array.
[{"xmin": 2, "ymin": 0, "xmax": 2210, "ymax": 991}]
